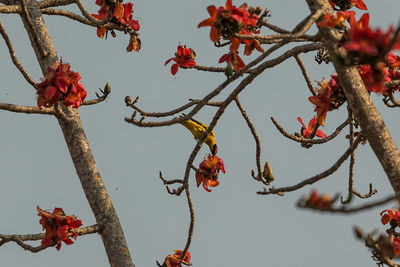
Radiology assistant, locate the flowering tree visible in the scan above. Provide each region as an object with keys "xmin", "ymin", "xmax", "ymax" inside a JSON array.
[{"xmin": 1, "ymin": 0, "xmax": 400, "ymax": 266}]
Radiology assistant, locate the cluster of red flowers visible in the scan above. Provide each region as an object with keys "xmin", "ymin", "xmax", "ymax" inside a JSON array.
[
  {"xmin": 380, "ymin": 209, "xmax": 400, "ymax": 255},
  {"xmin": 35, "ymin": 62, "xmax": 87, "ymax": 109},
  {"xmin": 37, "ymin": 206, "xmax": 82, "ymax": 250},
  {"xmin": 311, "ymin": 0, "xmax": 400, "ymax": 131},
  {"xmin": 164, "ymin": 45, "xmax": 197, "ymax": 75},
  {"xmin": 92, "ymin": 0, "xmax": 140, "ymax": 52},
  {"xmin": 195, "ymin": 154, "xmax": 225, "ymax": 192},
  {"xmin": 304, "ymin": 189, "xmax": 332, "ymax": 209},
  {"xmin": 163, "ymin": 250, "xmax": 191, "ymax": 267},
  {"xmin": 198, "ymin": 0, "xmax": 264, "ymax": 71}
]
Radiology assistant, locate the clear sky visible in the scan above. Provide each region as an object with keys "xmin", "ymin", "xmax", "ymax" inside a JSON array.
[{"xmin": 1, "ymin": 0, "xmax": 400, "ymax": 266}]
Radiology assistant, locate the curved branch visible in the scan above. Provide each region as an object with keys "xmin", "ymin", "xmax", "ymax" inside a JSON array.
[
  {"xmin": 234, "ymin": 96, "xmax": 263, "ymax": 182},
  {"xmin": 0, "ymin": 19, "xmax": 36, "ymax": 86},
  {"xmin": 271, "ymin": 116, "xmax": 349, "ymax": 145},
  {"xmin": 74, "ymin": 0, "xmax": 110, "ymax": 27},
  {"xmin": 41, "ymin": 8, "xmax": 124, "ymax": 31},
  {"xmin": 257, "ymin": 133, "xmax": 364, "ymax": 195},
  {"xmin": 38, "ymin": 0, "xmax": 74, "ymax": 9}
]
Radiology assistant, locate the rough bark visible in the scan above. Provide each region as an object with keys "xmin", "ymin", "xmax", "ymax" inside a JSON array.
[
  {"xmin": 15, "ymin": 0, "xmax": 134, "ymax": 266},
  {"xmin": 306, "ymin": 0, "xmax": 400, "ymax": 195}
]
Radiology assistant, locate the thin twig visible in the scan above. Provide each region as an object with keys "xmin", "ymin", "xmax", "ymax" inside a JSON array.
[
  {"xmin": 294, "ymin": 55, "xmax": 316, "ymax": 95},
  {"xmin": 257, "ymin": 133, "xmax": 364, "ymax": 195},
  {"xmin": 0, "ymin": 19, "xmax": 36, "ymax": 86},
  {"xmin": 234, "ymin": 96, "xmax": 263, "ymax": 181},
  {"xmin": 159, "ymin": 171, "xmax": 184, "ymax": 196},
  {"xmin": 260, "ymin": 20, "xmax": 290, "ymax": 34},
  {"xmin": 341, "ymin": 108, "xmax": 355, "ymax": 204},
  {"xmin": 297, "ymin": 194, "xmax": 397, "ymax": 214},
  {"xmin": 194, "ymin": 65, "xmax": 225, "ymax": 73}
]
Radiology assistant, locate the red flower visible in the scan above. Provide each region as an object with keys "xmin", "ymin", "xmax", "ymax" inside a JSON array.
[
  {"xmin": 195, "ymin": 154, "xmax": 225, "ymax": 192},
  {"xmin": 386, "ymin": 52, "xmax": 400, "ymax": 68},
  {"xmin": 165, "ymin": 46, "xmax": 196, "ymax": 75},
  {"xmin": 35, "ymin": 62, "xmax": 87, "ymax": 108},
  {"xmin": 219, "ymin": 51, "xmax": 245, "ymax": 72},
  {"xmin": 329, "ymin": 0, "xmax": 367, "ymax": 10},
  {"xmin": 164, "ymin": 250, "xmax": 191, "ymax": 267},
  {"xmin": 317, "ymin": 11, "xmax": 355, "ymax": 28},
  {"xmin": 308, "ymin": 79, "xmax": 333, "ymax": 126},
  {"xmin": 358, "ymin": 63, "xmax": 391, "ymax": 94},
  {"xmin": 344, "ymin": 13, "xmax": 400, "ymax": 59},
  {"xmin": 37, "ymin": 206, "xmax": 82, "ymax": 250},
  {"xmin": 380, "ymin": 209, "xmax": 400, "ymax": 225},
  {"xmin": 297, "ymin": 117, "xmax": 327, "ymax": 138},
  {"xmin": 198, "ymin": 0, "xmax": 260, "ymax": 48},
  {"xmin": 92, "ymin": 1, "xmax": 140, "ymax": 52},
  {"xmin": 306, "ymin": 189, "xmax": 332, "ymax": 209},
  {"xmin": 393, "ymin": 237, "xmax": 400, "ymax": 255}
]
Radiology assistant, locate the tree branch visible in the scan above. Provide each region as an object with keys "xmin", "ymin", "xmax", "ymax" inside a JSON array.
[
  {"xmin": 257, "ymin": 133, "xmax": 364, "ymax": 195},
  {"xmin": 0, "ymin": 19, "xmax": 36, "ymax": 86},
  {"xmin": 0, "ymin": 102, "xmax": 54, "ymax": 115}
]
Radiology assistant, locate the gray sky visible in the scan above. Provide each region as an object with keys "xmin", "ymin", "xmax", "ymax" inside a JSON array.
[{"xmin": 1, "ymin": 0, "xmax": 400, "ymax": 266}]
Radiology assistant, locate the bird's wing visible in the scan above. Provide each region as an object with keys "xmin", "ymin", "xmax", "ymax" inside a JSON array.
[{"xmin": 188, "ymin": 118, "xmax": 215, "ymax": 137}]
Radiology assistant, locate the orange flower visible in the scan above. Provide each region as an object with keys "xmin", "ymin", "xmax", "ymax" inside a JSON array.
[
  {"xmin": 317, "ymin": 11, "xmax": 354, "ymax": 28},
  {"xmin": 164, "ymin": 250, "xmax": 191, "ymax": 267},
  {"xmin": 380, "ymin": 209, "xmax": 400, "ymax": 225},
  {"xmin": 37, "ymin": 206, "xmax": 82, "ymax": 250},
  {"xmin": 165, "ymin": 46, "xmax": 196, "ymax": 75},
  {"xmin": 297, "ymin": 117, "xmax": 327, "ymax": 138},
  {"xmin": 308, "ymin": 79, "xmax": 333, "ymax": 126},
  {"xmin": 306, "ymin": 189, "xmax": 332, "ymax": 209},
  {"xmin": 196, "ymin": 154, "xmax": 225, "ymax": 192},
  {"xmin": 35, "ymin": 62, "xmax": 87, "ymax": 108}
]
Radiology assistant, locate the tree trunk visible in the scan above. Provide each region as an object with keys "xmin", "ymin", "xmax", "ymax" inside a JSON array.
[
  {"xmin": 306, "ymin": 0, "xmax": 400, "ymax": 195},
  {"xmin": 17, "ymin": 0, "xmax": 134, "ymax": 265}
]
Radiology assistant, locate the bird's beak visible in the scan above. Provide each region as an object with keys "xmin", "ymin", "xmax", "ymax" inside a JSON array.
[{"xmin": 212, "ymin": 144, "xmax": 218, "ymax": 155}]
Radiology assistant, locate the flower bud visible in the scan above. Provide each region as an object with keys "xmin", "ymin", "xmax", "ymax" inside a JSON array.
[
  {"xmin": 103, "ymin": 83, "xmax": 111, "ymax": 95},
  {"xmin": 125, "ymin": 96, "xmax": 132, "ymax": 105}
]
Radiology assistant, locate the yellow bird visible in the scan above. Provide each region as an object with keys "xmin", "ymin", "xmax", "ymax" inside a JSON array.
[{"xmin": 180, "ymin": 116, "xmax": 218, "ymax": 155}]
